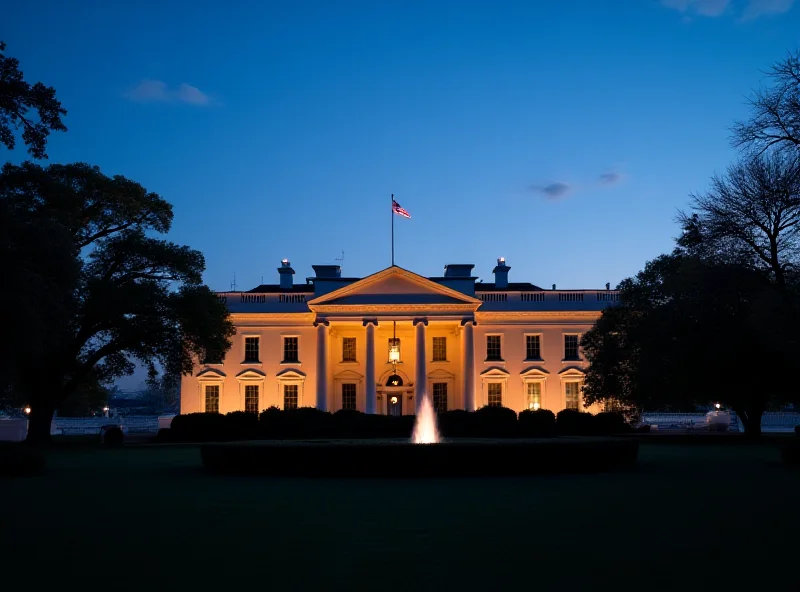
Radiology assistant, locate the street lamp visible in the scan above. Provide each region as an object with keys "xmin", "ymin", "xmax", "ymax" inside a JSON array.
[
  {"xmin": 24, "ymin": 406, "xmax": 31, "ymax": 415},
  {"xmin": 715, "ymin": 403, "xmax": 721, "ymax": 410}
]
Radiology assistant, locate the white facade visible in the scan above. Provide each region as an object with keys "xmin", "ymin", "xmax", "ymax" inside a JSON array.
[{"xmin": 180, "ymin": 260, "xmax": 619, "ymax": 416}]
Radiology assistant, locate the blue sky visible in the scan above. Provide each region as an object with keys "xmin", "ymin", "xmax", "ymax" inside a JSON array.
[{"xmin": 4, "ymin": 0, "xmax": 800, "ymax": 292}]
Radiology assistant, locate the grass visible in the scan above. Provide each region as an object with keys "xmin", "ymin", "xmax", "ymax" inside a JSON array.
[{"xmin": 2, "ymin": 441, "xmax": 799, "ymax": 591}]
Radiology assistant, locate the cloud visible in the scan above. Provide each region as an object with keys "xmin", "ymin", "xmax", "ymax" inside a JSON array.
[
  {"xmin": 534, "ymin": 182, "xmax": 571, "ymax": 200},
  {"xmin": 741, "ymin": 0, "xmax": 794, "ymax": 20},
  {"xmin": 126, "ymin": 79, "xmax": 211, "ymax": 105},
  {"xmin": 661, "ymin": 0, "xmax": 794, "ymax": 19},
  {"xmin": 599, "ymin": 172, "xmax": 622, "ymax": 185},
  {"xmin": 661, "ymin": 0, "xmax": 730, "ymax": 16}
]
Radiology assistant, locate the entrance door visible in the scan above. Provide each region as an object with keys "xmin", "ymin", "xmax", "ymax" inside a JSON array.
[{"xmin": 386, "ymin": 392, "xmax": 403, "ymax": 416}]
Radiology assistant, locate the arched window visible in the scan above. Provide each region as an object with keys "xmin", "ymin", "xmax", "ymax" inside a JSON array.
[{"xmin": 385, "ymin": 374, "xmax": 404, "ymax": 387}]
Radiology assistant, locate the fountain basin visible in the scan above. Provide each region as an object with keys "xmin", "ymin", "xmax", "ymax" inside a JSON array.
[{"xmin": 200, "ymin": 437, "xmax": 638, "ymax": 477}]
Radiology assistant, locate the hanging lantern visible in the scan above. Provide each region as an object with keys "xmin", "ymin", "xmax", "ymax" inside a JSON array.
[{"xmin": 389, "ymin": 341, "xmax": 400, "ymax": 363}]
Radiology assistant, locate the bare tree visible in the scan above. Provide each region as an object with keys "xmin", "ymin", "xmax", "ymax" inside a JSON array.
[
  {"xmin": 678, "ymin": 152, "xmax": 800, "ymax": 291},
  {"xmin": 732, "ymin": 50, "xmax": 800, "ymax": 155}
]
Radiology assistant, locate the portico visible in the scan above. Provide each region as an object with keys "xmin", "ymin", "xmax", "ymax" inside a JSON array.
[{"xmin": 181, "ymin": 259, "xmax": 617, "ymax": 416}]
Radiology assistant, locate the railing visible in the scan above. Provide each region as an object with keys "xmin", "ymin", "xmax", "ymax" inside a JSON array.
[
  {"xmin": 596, "ymin": 292, "xmax": 620, "ymax": 302},
  {"xmin": 51, "ymin": 416, "xmax": 160, "ymax": 435},
  {"xmin": 217, "ymin": 292, "xmax": 312, "ymax": 306},
  {"xmin": 521, "ymin": 292, "xmax": 546, "ymax": 302},
  {"xmin": 558, "ymin": 292, "xmax": 584, "ymax": 302},
  {"xmin": 479, "ymin": 293, "xmax": 508, "ymax": 302}
]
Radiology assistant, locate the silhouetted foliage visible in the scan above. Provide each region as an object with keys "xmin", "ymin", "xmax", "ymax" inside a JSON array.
[
  {"xmin": 0, "ymin": 162, "xmax": 234, "ymax": 443},
  {"xmin": 473, "ymin": 405, "xmax": 517, "ymax": 437},
  {"xmin": 518, "ymin": 408, "xmax": 556, "ymax": 437},
  {"xmin": 732, "ymin": 50, "xmax": 800, "ymax": 155},
  {"xmin": 0, "ymin": 41, "xmax": 67, "ymax": 158},
  {"xmin": 556, "ymin": 409, "xmax": 595, "ymax": 435},
  {"xmin": 582, "ymin": 252, "xmax": 798, "ymax": 435},
  {"xmin": 102, "ymin": 426, "xmax": 123, "ymax": 447},
  {"xmin": 438, "ymin": 409, "xmax": 474, "ymax": 437}
]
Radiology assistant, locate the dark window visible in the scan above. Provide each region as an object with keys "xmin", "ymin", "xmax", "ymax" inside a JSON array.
[
  {"xmin": 386, "ymin": 374, "xmax": 403, "ymax": 387},
  {"xmin": 283, "ymin": 384, "xmax": 298, "ymax": 410},
  {"xmin": 342, "ymin": 383, "xmax": 356, "ymax": 410},
  {"xmin": 342, "ymin": 337, "xmax": 356, "ymax": 362},
  {"xmin": 486, "ymin": 336, "xmax": 502, "ymax": 361},
  {"xmin": 432, "ymin": 337, "xmax": 447, "ymax": 362},
  {"xmin": 565, "ymin": 382, "xmax": 580, "ymax": 410},
  {"xmin": 205, "ymin": 385, "xmax": 220, "ymax": 413},
  {"xmin": 432, "ymin": 382, "xmax": 448, "ymax": 413},
  {"xmin": 564, "ymin": 335, "xmax": 579, "ymax": 360},
  {"xmin": 283, "ymin": 337, "xmax": 299, "ymax": 363},
  {"xmin": 526, "ymin": 335, "xmax": 541, "ymax": 360},
  {"xmin": 244, "ymin": 337, "xmax": 260, "ymax": 362},
  {"xmin": 487, "ymin": 383, "xmax": 503, "ymax": 407},
  {"xmin": 244, "ymin": 384, "xmax": 259, "ymax": 413}
]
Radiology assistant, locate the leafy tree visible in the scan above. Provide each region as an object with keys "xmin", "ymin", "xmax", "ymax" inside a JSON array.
[
  {"xmin": 678, "ymin": 152, "xmax": 800, "ymax": 292},
  {"xmin": 582, "ymin": 252, "xmax": 796, "ymax": 435},
  {"xmin": 0, "ymin": 162, "xmax": 234, "ymax": 443},
  {"xmin": 57, "ymin": 372, "xmax": 109, "ymax": 417},
  {"xmin": 0, "ymin": 41, "xmax": 67, "ymax": 159}
]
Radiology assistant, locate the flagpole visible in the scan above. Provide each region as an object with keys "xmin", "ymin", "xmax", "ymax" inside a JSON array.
[{"xmin": 391, "ymin": 193, "xmax": 395, "ymax": 266}]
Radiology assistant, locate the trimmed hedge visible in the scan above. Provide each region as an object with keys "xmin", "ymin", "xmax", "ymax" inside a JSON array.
[
  {"xmin": 201, "ymin": 438, "xmax": 640, "ymax": 477},
  {"xmin": 0, "ymin": 443, "xmax": 46, "ymax": 477},
  {"xmin": 169, "ymin": 406, "xmax": 633, "ymax": 442},
  {"xmin": 518, "ymin": 409, "xmax": 556, "ymax": 437}
]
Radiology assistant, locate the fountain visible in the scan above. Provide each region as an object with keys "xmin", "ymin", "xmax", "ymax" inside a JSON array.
[{"xmin": 412, "ymin": 394, "xmax": 440, "ymax": 444}]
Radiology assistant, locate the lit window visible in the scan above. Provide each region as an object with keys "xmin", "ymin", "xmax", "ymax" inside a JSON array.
[
  {"xmin": 565, "ymin": 382, "xmax": 580, "ymax": 410},
  {"xmin": 432, "ymin": 337, "xmax": 447, "ymax": 362},
  {"xmin": 487, "ymin": 383, "xmax": 503, "ymax": 407},
  {"xmin": 244, "ymin": 337, "xmax": 260, "ymax": 363},
  {"xmin": 526, "ymin": 382, "xmax": 542, "ymax": 409},
  {"xmin": 283, "ymin": 384, "xmax": 298, "ymax": 410},
  {"xmin": 486, "ymin": 336, "xmax": 502, "ymax": 361},
  {"xmin": 342, "ymin": 337, "xmax": 356, "ymax": 362},
  {"xmin": 564, "ymin": 335, "xmax": 579, "ymax": 360},
  {"xmin": 432, "ymin": 382, "xmax": 448, "ymax": 413},
  {"xmin": 205, "ymin": 385, "xmax": 220, "ymax": 413},
  {"xmin": 283, "ymin": 337, "xmax": 299, "ymax": 363},
  {"xmin": 244, "ymin": 384, "xmax": 259, "ymax": 413},
  {"xmin": 342, "ymin": 383, "xmax": 356, "ymax": 410},
  {"xmin": 526, "ymin": 335, "xmax": 541, "ymax": 360}
]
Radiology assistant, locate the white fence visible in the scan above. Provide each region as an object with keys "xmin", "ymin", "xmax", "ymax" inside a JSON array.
[
  {"xmin": 50, "ymin": 416, "xmax": 164, "ymax": 436},
  {"xmin": 642, "ymin": 412, "xmax": 800, "ymax": 433}
]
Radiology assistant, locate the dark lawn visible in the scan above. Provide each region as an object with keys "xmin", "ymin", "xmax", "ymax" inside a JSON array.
[{"xmin": 2, "ymin": 442, "xmax": 799, "ymax": 592}]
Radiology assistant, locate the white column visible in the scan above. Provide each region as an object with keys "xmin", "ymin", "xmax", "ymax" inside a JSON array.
[
  {"xmin": 315, "ymin": 321, "xmax": 329, "ymax": 411},
  {"xmin": 462, "ymin": 319, "xmax": 476, "ymax": 411},
  {"xmin": 414, "ymin": 318, "xmax": 427, "ymax": 414},
  {"xmin": 364, "ymin": 320, "xmax": 377, "ymax": 414}
]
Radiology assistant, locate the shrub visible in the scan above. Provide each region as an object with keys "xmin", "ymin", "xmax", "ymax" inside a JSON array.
[
  {"xmin": 282, "ymin": 407, "xmax": 333, "ymax": 439},
  {"xmin": 438, "ymin": 409, "xmax": 474, "ymax": 438},
  {"xmin": 102, "ymin": 426, "xmax": 124, "ymax": 447},
  {"xmin": 258, "ymin": 406, "xmax": 285, "ymax": 438},
  {"xmin": 155, "ymin": 428, "xmax": 173, "ymax": 442},
  {"xmin": 0, "ymin": 442, "xmax": 46, "ymax": 477},
  {"xmin": 332, "ymin": 408, "xmax": 366, "ymax": 438},
  {"xmin": 795, "ymin": 425, "xmax": 800, "ymax": 437},
  {"xmin": 556, "ymin": 409, "xmax": 595, "ymax": 435},
  {"xmin": 171, "ymin": 412, "xmax": 227, "ymax": 442},
  {"xmin": 473, "ymin": 406, "xmax": 517, "ymax": 437},
  {"xmin": 226, "ymin": 411, "xmax": 260, "ymax": 440},
  {"xmin": 593, "ymin": 412, "xmax": 631, "ymax": 435},
  {"xmin": 518, "ymin": 409, "xmax": 556, "ymax": 437}
]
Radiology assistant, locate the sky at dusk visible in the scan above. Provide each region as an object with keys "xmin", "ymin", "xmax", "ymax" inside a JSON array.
[{"xmin": 4, "ymin": 0, "xmax": 800, "ymax": 293}]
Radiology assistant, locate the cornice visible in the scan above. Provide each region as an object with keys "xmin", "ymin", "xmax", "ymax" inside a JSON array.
[{"xmin": 309, "ymin": 304, "xmax": 480, "ymax": 314}]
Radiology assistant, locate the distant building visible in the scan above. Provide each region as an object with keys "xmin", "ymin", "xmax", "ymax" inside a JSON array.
[{"xmin": 180, "ymin": 259, "xmax": 619, "ymax": 416}]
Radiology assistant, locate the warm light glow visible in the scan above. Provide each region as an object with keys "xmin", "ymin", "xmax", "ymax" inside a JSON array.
[
  {"xmin": 103, "ymin": 406, "xmax": 109, "ymax": 412},
  {"xmin": 412, "ymin": 394, "xmax": 441, "ymax": 444},
  {"xmin": 282, "ymin": 259, "xmax": 289, "ymax": 264},
  {"xmin": 391, "ymin": 396, "xmax": 398, "ymax": 404},
  {"xmin": 389, "ymin": 345, "xmax": 400, "ymax": 362},
  {"xmin": 715, "ymin": 403, "xmax": 721, "ymax": 410},
  {"xmin": 24, "ymin": 407, "xmax": 31, "ymax": 414},
  {"xmin": 533, "ymin": 402, "xmax": 540, "ymax": 411},
  {"xmin": 499, "ymin": 257, "xmax": 505, "ymax": 264}
]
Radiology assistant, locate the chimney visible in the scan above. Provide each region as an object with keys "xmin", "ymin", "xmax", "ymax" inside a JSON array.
[
  {"xmin": 311, "ymin": 264, "xmax": 342, "ymax": 279},
  {"xmin": 606, "ymin": 282, "xmax": 610, "ymax": 291},
  {"xmin": 278, "ymin": 259, "xmax": 295, "ymax": 290},
  {"xmin": 492, "ymin": 257, "xmax": 510, "ymax": 289},
  {"xmin": 552, "ymin": 284, "xmax": 556, "ymax": 290}
]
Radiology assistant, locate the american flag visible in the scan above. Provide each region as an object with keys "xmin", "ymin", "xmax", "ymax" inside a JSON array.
[{"xmin": 392, "ymin": 199, "xmax": 411, "ymax": 218}]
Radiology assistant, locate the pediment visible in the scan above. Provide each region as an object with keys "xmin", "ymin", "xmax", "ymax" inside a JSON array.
[
  {"xmin": 334, "ymin": 369, "xmax": 364, "ymax": 380},
  {"xmin": 520, "ymin": 366, "xmax": 550, "ymax": 377},
  {"xmin": 197, "ymin": 367, "xmax": 226, "ymax": 379},
  {"xmin": 428, "ymin": 368, "xmax": 455, "ymax": 379},
  {"xmin": 481, "ymin": 366, "xmax": 510, "ymax": 377},
  {"xmin": 559, "ymin": 366, "xmax": 586, "ymax": 377},
  {"xmin": 236, "ymin": 368, "xmax": 266, "ymax": 379},
  {"xmin": 276, "ymin": 368, "xmax": 306, "ymax": 379},
  {"xmin": 308, "ymin": 266, "xmax": 481, "ymax": 308}
]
